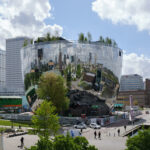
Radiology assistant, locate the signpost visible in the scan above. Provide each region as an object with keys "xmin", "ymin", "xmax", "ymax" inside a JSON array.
[{"xmin": 129, "ymin": 95, "xmax": 134, "ymax": 136}]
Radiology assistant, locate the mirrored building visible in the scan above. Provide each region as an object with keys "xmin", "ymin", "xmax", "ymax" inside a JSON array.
[{"xmin": 21, "ymin": 40, "xmax": 123, "ymax": 81}]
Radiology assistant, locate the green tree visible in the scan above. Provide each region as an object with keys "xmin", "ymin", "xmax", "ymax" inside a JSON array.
[
  {"xmin": 32, "ymin": 101, "xmax": 60, "ymax": 138},
  {"xmin": 99, "ymin": 36, "xmax": 104, "ymax": 43},
  {"xmin": 27, "ymin": 134, "xmax": 98, "ymax": 150},
  {"xmin": 84, "ymin": 37, "xmax": 88, "ymax": 42},
  {"xmin": 24, "ymin": 73, "xmax": 32, "ymax": 90},
  {"xmin": 46, "ymin": 33, "xmax": 51, "ymax": 41},
  {"xmin": 78, "ymin": 33, "xmax": 85, "ymax": 42},
  {"xmin": 37, "ymin": 72, "xmax": 69, "ymax": 113},
  {"xmin": 76, "ymin": 64, "xmax": 81, "ymax": 78},
  {"xmin": 105, "ymin": 37, "xmax": 112, "ymax": 45},
  {"xmin": 126, "ymin": 129, "xmax": 150, "ymax": 150}
]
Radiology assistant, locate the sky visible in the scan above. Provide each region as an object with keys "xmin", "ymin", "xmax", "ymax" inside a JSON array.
[{"xmin": 0, "ymin": 0, "xmax": 150, "ymax": 79}]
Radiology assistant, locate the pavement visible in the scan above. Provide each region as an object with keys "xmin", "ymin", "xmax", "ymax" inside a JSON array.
[{"xmin": 2, "ymin": 111, "xmax": 150, "ymax": 150}]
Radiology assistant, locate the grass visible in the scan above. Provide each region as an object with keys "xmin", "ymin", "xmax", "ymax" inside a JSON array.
[{"xmin": 0, "ymin": 119, "xmax": 32, "ymax": 127}]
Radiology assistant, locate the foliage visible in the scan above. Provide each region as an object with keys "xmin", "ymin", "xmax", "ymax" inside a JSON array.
[
  {"xmin": 23, "ymin": 39, "xmax": 28, "ymax": 47},
  {"xmin": 76, "ymin": 64, "xmax": 81, "ymax": 78},
  {"xmin": 37, "ymin": 72, "xmax": 70, "ymax": 113},
  {"xmin": 67, "ymin": 71, "xmax": 71, "ymax": 89},
  {"xmin": 27, "ymin": 136, "xmax": 53, "ymax": 150},
  {"xmin": 99, "ymin": 35, "xmax": 117, "ymax": 47},
  {"xmin": 32, "ymin": 101, "xmax": 60, "ymax": 138},
  {"xmin": 78, "ymin": 81, "xmax": 92, "ymax": 90},
  {"xmin": 24, "ymin": 72, "xmax": 41, "ymax": 90},
  {"xmin": 126, "ymin": 129, "xmax": 150, "ymax": 150},
  {"xmin": 78, "ymin": 33, "xmax": 85, "ymax": 42},
  {"xmin": 27, "ymin": 134, "xmax": 98, "ymax": 150}
]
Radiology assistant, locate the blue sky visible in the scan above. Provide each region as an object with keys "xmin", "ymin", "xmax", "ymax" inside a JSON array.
[
  {"xmin": 48, "ymin": 0, "xmax": 150, "ymax": 56},
  {"xmin": 0, "ymin": 0, "xmax": 150, "ymax": 78}
]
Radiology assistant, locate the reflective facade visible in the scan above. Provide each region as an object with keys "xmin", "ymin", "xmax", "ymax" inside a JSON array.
[
  {"xmin": 21, "ymin": 41, "xmax": 123, "ymax": 81},
  {"xmin": 120, "ymin": 74, "xmax": 144, "ymax": 91}
]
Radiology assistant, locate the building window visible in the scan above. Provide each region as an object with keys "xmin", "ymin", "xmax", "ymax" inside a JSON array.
[{"xmin": 119, "ymin": 51, "xmax": 121, "ymax": 56}]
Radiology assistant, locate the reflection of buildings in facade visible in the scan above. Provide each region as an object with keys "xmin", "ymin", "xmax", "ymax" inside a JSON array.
[
  {"xmin": 21, "ymin": 40, "xmax": 123, "ymax": 81},
  {"xmin": 0, "ymin": 49, "xmax": 5, "ymax": 91},
  {"xmin": 5, "ymin": 37, "xmax": 31, "ymax": 95},
  {"xmin": 120, "ymin": 74, "xmax": 144, "ymax": 91}
]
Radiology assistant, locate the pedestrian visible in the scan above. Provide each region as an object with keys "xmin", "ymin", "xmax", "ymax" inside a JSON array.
[
  {"xmin": 20, "ymin": 137, "xmax": 24, "ymax": 149},
  {"xmin": 81, "ymin": 128, "xmax": 83, "ymax": 133},
  {"xmin": 94, "ymin": 130, "xmax": 97, "ymax": 139},
  {"xmin": 117, "ymin": 129, "xmax": 120, "ymax": 136},
  {"xmin": 98, "ymin": 131, "xmax": 101, "ymax": 140},
  {"xmin": 124, "ymin": 125, "xmax": 126, "ymax": 131}
]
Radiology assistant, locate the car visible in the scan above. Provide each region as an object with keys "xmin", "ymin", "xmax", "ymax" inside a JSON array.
[
  {"xmin": 74, "ymin": 123, "xmax": 87, "ymax": 129},
  {"xmin": 90, "ymin": 123, "xmax": 101, "ymax": 129}
]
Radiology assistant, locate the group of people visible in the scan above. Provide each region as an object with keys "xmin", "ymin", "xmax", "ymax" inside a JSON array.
[{"xmin": 94, "ymin": 130, "xmax": 101, "ymax": 140}]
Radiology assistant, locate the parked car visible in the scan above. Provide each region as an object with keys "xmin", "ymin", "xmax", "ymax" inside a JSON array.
[
  {"xmin": 90, "ymin": 123, "xmax": 101, "ymax": 129},
  {"xmin": 74, "ymin": 123, "xmax": 87, "ymax": 129}
]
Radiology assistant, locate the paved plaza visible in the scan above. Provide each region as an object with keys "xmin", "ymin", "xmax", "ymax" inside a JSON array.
[{"xmin": 1, "ymin": 111, "xmax": 150, "ymax": 150}]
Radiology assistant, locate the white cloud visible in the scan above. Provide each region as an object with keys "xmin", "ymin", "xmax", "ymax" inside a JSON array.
[
  {"xmin": 0, "ymin": 0, "xmax": 63, "ymax": 49},
  {"xmin": 92, "ymin": 0, "xmax": 150, "ymax": 33},
  {"xmin": 123, "ymin": 52, "xmax": 150, "ymax": 79}
]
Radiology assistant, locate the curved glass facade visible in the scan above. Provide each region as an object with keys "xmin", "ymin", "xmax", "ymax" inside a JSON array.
[{"xmin": 21, "ymin": 41, "xmax": 123, "ymax": 80}]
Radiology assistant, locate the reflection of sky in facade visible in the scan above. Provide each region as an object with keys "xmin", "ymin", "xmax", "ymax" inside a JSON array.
[{"xmin": 21, "ymin": 41, "xmax": 123, "ymax": 80}]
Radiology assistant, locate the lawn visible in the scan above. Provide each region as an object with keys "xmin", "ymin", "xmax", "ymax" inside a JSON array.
[{"xmin": 0, "ymin": 119, "xmax": 32, "ymax": 127}]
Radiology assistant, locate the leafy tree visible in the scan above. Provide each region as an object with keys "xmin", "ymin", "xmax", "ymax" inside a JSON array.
[
  {"xmin": 27, "ymin": 134, "xmax": 98, "ymax": 150},
  {"xmin": 87, "ymin": 32, "xmax": 92, "ymax": 43},
  {"xmin": 76, "ymin": 64, "xmax": 81, "ymax": 78},
  {"xmin": 24, "ymin": 73, "xmax": 32, "ymax": 90},
  {"xmin": 32, "ymin": 101, "xmax": 60, "ymax": 138},
  {"xmin": 126, "ymin": 129, "xmax": 150, "ymax": 150},
  {"xmin": 78, "ymin": 33, "xmax": 85, "ymax": 42},
  {"xmin": 99, "ymin": 36, "xmax": 104, "ymax": 43},
  {"xmin": 105, "ymin": 37, "xmax": 112, "ymax": 45},
  {"xmin": 37, "ymin": 72, "xmax": 70, "ymax": 113},
  {"xmin": 46, "ymin": 33, "xmax": 51, "ymax": 41},
  {"xmin": 84, "ymin": 37, "xmax": 88, "ymax": 42}
]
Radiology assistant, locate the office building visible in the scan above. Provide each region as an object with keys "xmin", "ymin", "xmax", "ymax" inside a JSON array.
[
  {"xmin": 120, "ymin": 74, "xmax": 144, "ymax": 91},
  {"xmin": 0, "ymin": 49, "xmax": 5, "ymax": 91},
  {"xmin": 118, "ymin": 79, "xmax": 150, "ymax": 107},
  {"xmin": 6, "ymin": 37, "xmax": 30, "ymax": 95}
]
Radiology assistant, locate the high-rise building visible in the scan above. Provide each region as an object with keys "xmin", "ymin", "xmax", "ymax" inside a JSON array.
[
  {"xmin": 0, "ymin": 49, "xmax": 5, "ymax": 91},
  {"xmin": 120, "ymin": 74, "xmax": 144, "ymax": 91},
  {"xmin": 6, "ymin": 37, "xmax": 30, "ymax": 95}
]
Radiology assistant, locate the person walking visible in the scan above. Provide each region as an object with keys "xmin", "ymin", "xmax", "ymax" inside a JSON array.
[
  {"xmin": 124, "ymin": 125, "xmax": 127, "ymax": 131},
  {"xmin": 94, "ymin": 130, "xmax": 97, "ymax": 139},
  {"xmin": 117, "ymin": 129, "xmax": 120, "ymax": 136},
  {"xmin": 98, "ymin": 131, "xmax": 101, "ymax": 140},
  {"xmin": 20, "ymin": 137, "xmax": 24, "ymax": 149}
]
